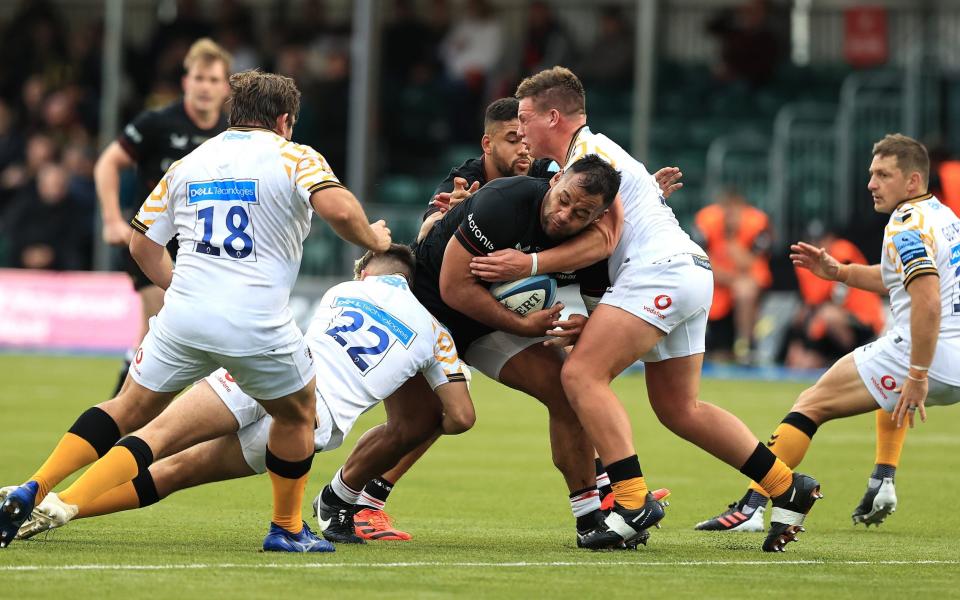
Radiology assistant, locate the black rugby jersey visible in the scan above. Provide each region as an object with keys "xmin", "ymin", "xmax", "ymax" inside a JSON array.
[{"xmin": 118, "ymin": 100, "xmax": 227, "ymax": 203}]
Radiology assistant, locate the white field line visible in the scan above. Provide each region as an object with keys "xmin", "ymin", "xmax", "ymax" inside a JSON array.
[{"xmin": 2, "ymin": 559, "xmax": 959, "ymax": 572}]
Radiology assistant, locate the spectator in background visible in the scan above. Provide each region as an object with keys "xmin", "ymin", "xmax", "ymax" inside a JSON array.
[
  {"xmin": 706, "ymin": 0, "xmax": 784, "ymax": 86},
  {"xmin": 4, "ymin": 163, "xmax": 89, "ymax": 270},
  {"xmin": 1, "ymin": 133, "xmax": 57, "ymax": 211},
  {"xmin": 440, "ymin": 0, "xmax": 502, "ymax": 141},
  {"xmin": 782, "ymin": 223, "xmax": 885, "ymax": 369},
  {"xmin": 522, "ymin": 1, "xmax": 576, "ymax": 76},
  {"xmin": 577, "ymin": 5, "xmax": 634, "ymax": 88},
  {"xmin": 0, "ymin": 100, "xmax": 25, "ymax": 210},
  {"xmin": 694, "ymin": 186, "xmax": 773, "ymax": 363}
]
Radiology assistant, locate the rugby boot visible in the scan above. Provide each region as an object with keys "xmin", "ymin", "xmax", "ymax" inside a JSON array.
[
  {"xmin": 852, "ymin": 477, "xmax": 897, "ymax": 527},
  {"xmin": 354, "ymin": 508, "xmax": 412, "ymax": 541},
  {"xmin": 263, "ymin": 521, "xmax": 335, "ymax": 552},
  {"xmin": 0, "ymin": 481, "xmax": 40, "ymax": 548},
  {"xmin": 313, "ymin": 487, "xmax": 365, "ymax": 544},
  {"xmin": 578, "ymin": 492, "xmax": 666, "ymax": 550},
  {"xmin": 694, "ymin": 491, "xmax": 766, "ymax": 532},
  {"xmin": 16, "ymin": 492, "xmax": 73, "ymax": 540},
  {"xmin": 763, "ymin": 473, "xmax": 822, "ymax": 552}
]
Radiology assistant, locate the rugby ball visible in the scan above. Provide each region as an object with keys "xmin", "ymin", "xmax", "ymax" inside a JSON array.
[{"xmin": 491, "ymin": 275, "xmax": 557, "ymax": 316}]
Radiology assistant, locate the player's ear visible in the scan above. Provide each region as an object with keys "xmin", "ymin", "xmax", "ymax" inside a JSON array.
[
  {"xmin": 548, "ymin": 170, "xmax": 563, "ymax": 187},
  {"xmin": 481, "ymin": 133, "xmax": 492, "ymax": 155},
  {"xmin": 549, "ymin": 109, "xmax": 560, "ymax": 127}
]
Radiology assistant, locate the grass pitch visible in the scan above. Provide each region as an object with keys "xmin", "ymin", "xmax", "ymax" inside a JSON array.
[{"xmin": 1, "ymin": 354, "xmax": 958, "ymax": 598}]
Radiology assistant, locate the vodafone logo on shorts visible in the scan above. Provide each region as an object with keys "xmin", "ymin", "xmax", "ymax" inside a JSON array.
[
  {"xmin": 654, "ymin": 295, "xmax": 672, "ymax": 310},
  {"xmin": 880, "ymin": 375, "xmax": 896, "ymax": 391},
  {"xmin": 135, "ymin": 348, "xmax": 144, "ymax": 365},
  {"xmin": 224, "ymin": 372, "xmax": 235, "ymax": 382}
]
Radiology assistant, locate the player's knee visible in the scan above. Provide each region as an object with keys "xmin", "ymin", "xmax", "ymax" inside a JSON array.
[
  {"xmin": 560, "ymin": 357, "xmax": 597, "ymax": 401},
  {"xmin": 791, "ymin": 386, "xmax": 828, "ymax": 423}
]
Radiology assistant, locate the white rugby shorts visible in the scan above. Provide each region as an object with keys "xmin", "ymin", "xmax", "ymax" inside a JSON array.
[
  {"xmin": 464, "ymin": 330, "xmax": 551, "ymax": 381},
  {"xmin": 854, "ymin": 333, "xmax": 960, "ymax": 412},
  {"xmin": 601, "ymin": 252, "xmax": 713, "ymax": 362},
  {"xmin": 130, "ymin": 317, "xmax": 315, "ymax": 400},
  {"xmin": 204, "ymin": 368, "xmax": 343, "ymax": 474}
]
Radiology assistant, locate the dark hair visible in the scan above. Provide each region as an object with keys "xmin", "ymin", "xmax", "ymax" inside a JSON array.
[
  {"xmin": 515, "ymin": 66, "xmax": 586, "ymax": 116},
  {"xmin": 565, "ymin": 154, "xmax": 621, "ymax": 208},
  {"xmin": 353, "ymin": 243, "xmax": 417, "ymax": 282},
  {"xmin": 484, "ymin": 97, "xmax": 520, "ymax": 131},
  {"xmin": 872, "ymin": 133, "xmax": 930, "ymax": 184},
  {"xmin": 226, "ymin": 69, "xmax": 301, "ymax": 129}
]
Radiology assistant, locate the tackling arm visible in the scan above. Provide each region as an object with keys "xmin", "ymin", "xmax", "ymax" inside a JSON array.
[
  {"xmin": 905, "ymin": 274, "xmax": 941, "ymax": 371},
  {"xmin": 838, "ymin": 263, "xmax": 887, "ymax": 294}
]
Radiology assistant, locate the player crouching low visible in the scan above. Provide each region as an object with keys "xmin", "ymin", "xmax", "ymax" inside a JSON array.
[{"xmin": 3, "ymin": 246, "xmax": 475, "ymax": 551}]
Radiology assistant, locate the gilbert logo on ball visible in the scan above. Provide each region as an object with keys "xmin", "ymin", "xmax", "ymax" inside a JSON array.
[{"xmin": 491, "ymin": 275, "xmax": 557, "ymax": 316}]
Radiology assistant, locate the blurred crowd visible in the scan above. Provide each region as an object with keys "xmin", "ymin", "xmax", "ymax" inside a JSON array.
[{"xmin": 0, "ymin": 0, "xmax": 640, "ymax": 271}]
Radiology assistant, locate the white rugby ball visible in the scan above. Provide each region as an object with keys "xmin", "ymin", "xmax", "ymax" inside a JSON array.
[{"xmin": 490, "ymin": 275, "xmax": 557, "ymax": 316}]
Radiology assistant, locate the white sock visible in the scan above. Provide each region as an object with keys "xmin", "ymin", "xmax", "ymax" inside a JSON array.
[
  {"xmin": 330, "ymin": 468, "xmax": 361, "ymax": 505},
  {"xmin": 569, "ymin": 488, "xmax": 601, "ymax": 518}
]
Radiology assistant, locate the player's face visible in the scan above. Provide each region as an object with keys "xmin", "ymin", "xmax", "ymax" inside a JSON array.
[
  {"xmin": 541, "ymin": 172, "xmax": 606, "ymax": 239},
  {"xmin": 487, "ymin": 119, "xmax": 531, "ymax": 177},
  {"xmin": 182, "ymin": 61, "xmax": 230, "ymax": 115},
  {"xmin": 867, "ymin": 154, "xmax": 912, "ymax": 214},
  {"xmin": 517, "ymin": 98, "xmax": 552, "ymax": 160}
]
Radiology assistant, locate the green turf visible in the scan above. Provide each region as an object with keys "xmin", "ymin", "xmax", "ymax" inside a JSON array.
[{"xmin": 1, "ymin": 355, "xmax": 958, "ymax": 598}]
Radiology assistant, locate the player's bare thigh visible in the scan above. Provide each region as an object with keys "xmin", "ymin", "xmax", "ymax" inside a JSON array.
[
  {"xmin": 566, "ymin": 304, "xmax": 666, "ymax": 381},
  {"xmin": 790, "ymin": 353, "xmax": 878, "ymax": 424},
  {"xmin": 97, "ymin": 379, "xmax": 178, "ymax": 435},
  {"xmin": 131, "ymin": 380, "xmax": 241, "ymax": 460},
  {"xmin": 150, "ymin": 434, "xmax": 256, "ymax": 498},
  {"xmin": 498, "ymin": 343, "xmax": 570, "ymax": 407},
  {"xmin": 644, "ymin": 353, "xmax": 703, "ymax": 413},
  {"xmin": 383, "ymin": 373, "xmax": 444, "ymax": 436}
]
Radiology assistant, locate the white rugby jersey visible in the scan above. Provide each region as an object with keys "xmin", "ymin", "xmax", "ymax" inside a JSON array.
[
  {"xmin": 306, "ymin": 275, "xmax": 469, "ymax": 438},
  {"xmin": 881, "ymin": 194, "xmax": 960, "ymax": 384},
  {"xmin": 132, "ymin": 127, "xmax": 342, "ymax": 355},
  {"xmin": 563, "ymin": 127, "xmax": 703, "ymax": 272}
]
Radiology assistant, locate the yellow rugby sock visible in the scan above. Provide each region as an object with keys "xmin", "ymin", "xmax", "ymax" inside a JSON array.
[
  {"xmin": 875, "ymin": 409, "xmax": 907, "ymax": 467},
  {"xmin": 30, "ymin": 434, "xmax": 99, "ymax": 499},
  {"xmin": 747, "ymin": 412, "xmax": 818, "ymax": 496},
  {"xmin": 611, "ymin": 477, "xmax": 649, "ymax": 509},
  {"xmin": 77, "ymin": 482, "xmax": 140, "ymax": 518},
  {"xmin": 265, "ymin": 447, "xmax": 313, "ymax": 534},
  {"xmin": 29, "ymin": 408, "xmax": 121, "ymax": 498},
  {"xmin": 59, "ymin": 437, "xmax": 152, "ymax": 508}
]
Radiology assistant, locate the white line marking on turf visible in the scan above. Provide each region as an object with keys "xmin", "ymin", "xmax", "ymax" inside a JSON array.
[{"xmin": 2, "ymin": 560, "xmax": 959, "ymax": 572}]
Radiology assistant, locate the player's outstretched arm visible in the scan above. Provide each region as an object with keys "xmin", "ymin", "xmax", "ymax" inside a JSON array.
[
  {"xmin": 469, "ymin": 195, "xmax": 623, "ymax": 282},
  {"xmin": 311, "ymin": 186, "xmax": 391, "ymax": 252},
  {"xmin": 440, "ymin": 236, "xmax": 562, "ymax": 337},
  {"xmin": 130, "ymin": 231, "xmax": 174, "ymax": 290},
  {"xmin": 94, "ymin": 141, "xmax": 137, "ymax": 246},
  {"xmin": 893, "ymin": 273, "xmax": 941, "ymax": 427},
  {"xmin": 434, "ymin": 381, "xmax": 475, "ymax": 435},
  {"xmin": 791, "ymin": 241, "xmax": 886, "ymax": 294}
]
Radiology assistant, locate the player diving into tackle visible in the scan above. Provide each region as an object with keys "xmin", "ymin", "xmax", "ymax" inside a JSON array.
[
  {"xmin": 3, "ymin": 246, "xmax": 475, "ymax": 549},
  {"xmin": 693, "ymin": 134, "xmax": 960, "ymax": 531}
]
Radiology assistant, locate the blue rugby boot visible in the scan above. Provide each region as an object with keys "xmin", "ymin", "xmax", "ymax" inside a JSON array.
[
  {"xmin": 263, "ymin": 521, "xmax": 336, "ymax": 553},
  {"xmin": 0, "ymin": 481, "xmax": 40, "ymax": 548}
]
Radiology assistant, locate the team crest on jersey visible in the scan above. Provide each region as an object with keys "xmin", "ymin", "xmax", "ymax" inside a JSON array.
[{"xmin": 170, "ymin": 133, "xmax": 189, "ymax": 149}]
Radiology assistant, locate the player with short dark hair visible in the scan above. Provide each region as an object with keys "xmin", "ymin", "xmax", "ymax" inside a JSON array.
[{"xmin": 96, "ymin": 38, "xmax": 233, "ymax": 395}]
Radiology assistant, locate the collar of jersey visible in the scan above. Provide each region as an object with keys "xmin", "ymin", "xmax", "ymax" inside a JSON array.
[
  {"xmin": 227, "ymin": 126, "xmax": 276, "ymax": 134},
  {"xmin": 894, "ymin": 192, "xmax": 933, "ymax": 210},
  {"xmin": 564, "ymin": 125, "xmax": 591, "ymax": 165}
]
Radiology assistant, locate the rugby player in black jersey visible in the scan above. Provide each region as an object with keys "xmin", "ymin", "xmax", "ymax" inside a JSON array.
[
  {"xmin": 93, "ymin": 39, "xmax": 231, "ymax": 394},
  {"xmin": 313, "ymin": 155, "xmax": 626, "ymax": 547}
]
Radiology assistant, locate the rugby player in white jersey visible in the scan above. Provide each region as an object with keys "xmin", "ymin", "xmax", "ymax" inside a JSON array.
[
  {"xmin": 469, "ymin": 67, "xmax": 821, "ymax": 552},
  {"xmin": 8, "ymin": 246, "xmax": 474, "ymax": 547},
  {"xmin": 694, "ymin": 134, "xmax": 960, "ymax": 531},
  {"xmin": 0, "ymin": 70, "xmax": 392, "ymax": 552}
]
